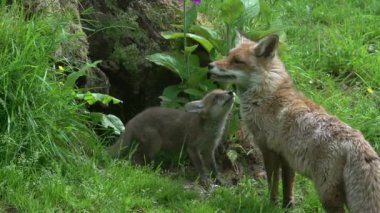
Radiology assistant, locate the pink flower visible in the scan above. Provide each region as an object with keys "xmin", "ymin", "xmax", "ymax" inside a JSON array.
[
  {"xmin": 191, "ymin": 0, "xmax": 201, "ymax": 5},
  {"xmin": 178, "ymin": 0, "xmax": 201, "ymax": 5}
]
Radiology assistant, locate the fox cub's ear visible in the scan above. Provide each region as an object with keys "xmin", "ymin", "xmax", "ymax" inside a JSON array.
[
  {"xmin": 255, "ymin": 35, "xmax": 279, "ymax": 58},
  {"xmin": 185, "ymin": 100, "xmax": 208, "ymax": 119},
  {"xmin": 185, "ymin": 100, "xmax": 204, "ymax": 113}
]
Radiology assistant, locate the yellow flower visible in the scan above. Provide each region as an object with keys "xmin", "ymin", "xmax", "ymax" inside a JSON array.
[
  {"xmin": 58, "ymin": 65, "xmax": 64, "ymax": 72},
  {"xmin": 367, "ymin": 87, "xmax": 374, "ymax": 94}
]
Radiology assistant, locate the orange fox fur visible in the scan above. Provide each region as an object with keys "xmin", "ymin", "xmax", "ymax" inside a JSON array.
[{"xmin": 208, "ymin": 35, "xmax": 380, "ymax": 212}]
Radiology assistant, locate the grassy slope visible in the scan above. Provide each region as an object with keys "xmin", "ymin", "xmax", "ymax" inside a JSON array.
[
  {"xmin": 1, "ymin": 0, "xmax": 380, "ymax": 212},
  {"xmin": 278, "ymin": 0, "xmax": 380, "ymax": 150}
]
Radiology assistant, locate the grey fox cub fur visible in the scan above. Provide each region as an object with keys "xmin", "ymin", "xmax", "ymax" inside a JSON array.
[{"xmin": 108, "ymin": 89, "xmax": 234, "ymax": 185}]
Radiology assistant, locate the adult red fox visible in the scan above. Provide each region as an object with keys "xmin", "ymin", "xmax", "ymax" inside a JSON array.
[
  {"xmin": 108, "ymin": 89, "xmax": 234, "ymax": 186},
  {"xmin": 208, "ymin": 34, "xmax": 380, "ymax": 212}
]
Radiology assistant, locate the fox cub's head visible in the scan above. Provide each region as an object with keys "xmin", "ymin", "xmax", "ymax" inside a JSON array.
[
  {"xmin": 185, "ymin": 89, "xmax": 234, "ymax": 119},
  {"xmin": 209, "ymin": 34, "xmax": 284, "ymax": 88}
]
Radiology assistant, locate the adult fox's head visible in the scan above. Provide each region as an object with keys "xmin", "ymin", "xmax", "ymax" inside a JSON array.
[
  {"xmin": 208, "ymin": 35, "xmax": 290, "ymax": 92},
  {"xmin": 185, "ymin": 89, "xmax": 234, "ymax": 119}
]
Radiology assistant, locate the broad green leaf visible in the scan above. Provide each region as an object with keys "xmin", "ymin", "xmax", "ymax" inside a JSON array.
[
  {"xmin": 161, "ymin": 85, "xmax": 182, "ymax": 100},
  {"xmin": 88, "ymin": 113, "xmax": 124, "ymax": 135},
  {"xmin": 101, "ymin": 95, "xmax": 113, "ymax": 105},
  {"xmin": 190, "ymin": 25, "xmax": 220, "ymax": 41},
  {"xmin": 159, "ymin": 85, "xmax": 195, "ymax": 108},
  {"xmin": 220, "ymin": 0, "xmax": 245, "ymax": 24},
  {"xmin": 199, "ymin": 79, "xmax": 218, "ymax": 92},
  {"xmin": 185, "ymin": 44, "xmax": 199, "ymax": 55},
  {"xmin": 76, "ymin": 92, "xmax": 122, "ymax": 106},
  {"xmin": 159, "ymin": 85, "xmax": 182, "ymax": 108},
  {"xmin": 84, "ymin": 92, "xmax": 97, "ymax": 105},
  {"xmin": 185, "ymin": 5, "xmax": 197, "ymax": 31},
  {"xmin": 64, "ymin": 60, "xmax": 101, "ymax": 89},
  {"xmin": 101, "ymin": 114, "xmax": 125, "ymax": 135},
  {"xmin": 185, "ymin": 34, "xmax": 214, "ymax": 53},
  {"xmin": 64, "ymin": 69, "xmax": 86, "ymax": 89},
  {"xmin": 211, "ymin": 39, "xmax": 228, "ymax": 56},
  {"xmin": 147, "ymin": 52, "xmax": 200, "ymax": 80},
  {"xmin": 187, "ymin": 67, "xmax": 208, "ymax": 87},
  {"xmin": 146, "ymin": 52, "xmax": 186, "ymax": 79},
  {"xmin": 88, "ymin": 112, "xmax": 103, "ymax": 124},
  {"xmin": 186, "ymin": 67, "xmax": 217, "ymax": 92},
  {"xmin": 184, "ymin": 88, "xmax": 204, "ymax": 98},
  {"xmin": 236, "ymin": 0, "xmax": 260, "ymax": 27},
  {"xmin": 161, "ymin": 32, "xmax": 214, "ymax": 52},
  {"xmin": 186, "ymin": 54, "xmax": 201, "ymax": 71},
  {"xmin": 190, "ymin": 25, "xmax": 225, "ymax": 53},
  {"xmin": 160, "ymin": 31, "xmax": 187, "ymax": 40}
]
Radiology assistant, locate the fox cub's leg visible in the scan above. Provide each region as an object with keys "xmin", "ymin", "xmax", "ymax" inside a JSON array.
[
  {"xmin": 281, "ymin": 159, "xmax": 295, "ymax": 208},
  {"xmin": 261, "ymin": 149, "xmax": 281, "ymax": 204},
  {"xmin": 202, "ymin": 148, "xmax": 222, "ymax": 184},
  {"xmin": 187, "ymin": 147, "xmax": 209, "ymax": 186}
]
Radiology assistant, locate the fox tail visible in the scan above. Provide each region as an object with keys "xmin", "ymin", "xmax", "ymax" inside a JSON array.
[
  {"xmin": 107, "ymin": 126, "xmax": 133, "ymax": 159},
  {"xmin": 344, "ymin": 139, "xmax": 380, "ymax": 212}
]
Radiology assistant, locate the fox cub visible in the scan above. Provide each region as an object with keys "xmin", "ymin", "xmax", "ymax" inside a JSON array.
[
  {"xmin": 209, "ymin": 34, "xmax": 380, "ymax": 212},
  {"xmin": 108, "ymin": 89, "xmax": 234, "ymax": 185}
]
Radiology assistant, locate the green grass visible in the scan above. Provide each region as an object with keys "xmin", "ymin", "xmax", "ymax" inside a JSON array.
[
  {"xmin": 0, "ymin": 3, "xmax": 102, "ymax": 167},
  {"xmin": 1, "ymin": 0, "xmax": 380, "ymax": 212},
  {"xmin": 276, "ymin": 0, "xmax": 380, "ymax": 149}
]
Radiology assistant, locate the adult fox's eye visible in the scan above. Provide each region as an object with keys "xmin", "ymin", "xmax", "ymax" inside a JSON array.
[{"xmin": 233, "ymin": 58, "xmax": 245, "ymax": 64}]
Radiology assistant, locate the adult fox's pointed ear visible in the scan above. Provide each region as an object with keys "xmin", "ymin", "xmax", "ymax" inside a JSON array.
[
  {"xmin": 255, "ymin": 35, "xmax": 279, "ymax": 58},
  {"xmin": 234, "ymin": 30, "xmax": 251, "ymax": 46}
]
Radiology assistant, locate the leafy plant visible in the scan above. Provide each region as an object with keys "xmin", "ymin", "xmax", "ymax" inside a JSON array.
[
  {"xmin": 75, "ymin": 92, "xmax": 122, "ymax": 106},
  {"xmin": 88, "ymin": 113, "xmax": 125, "ymax": 135},
  {"xmin": 147, "ymin": 0, "xmax": 264, "ymax": 108},
  {"xmin": 145, "ymin": 0, "xmax": 273, "ymax": 168},
  {"xmin": 60, "ymin": 61, "xmax": 124, "ymax": 135}
]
